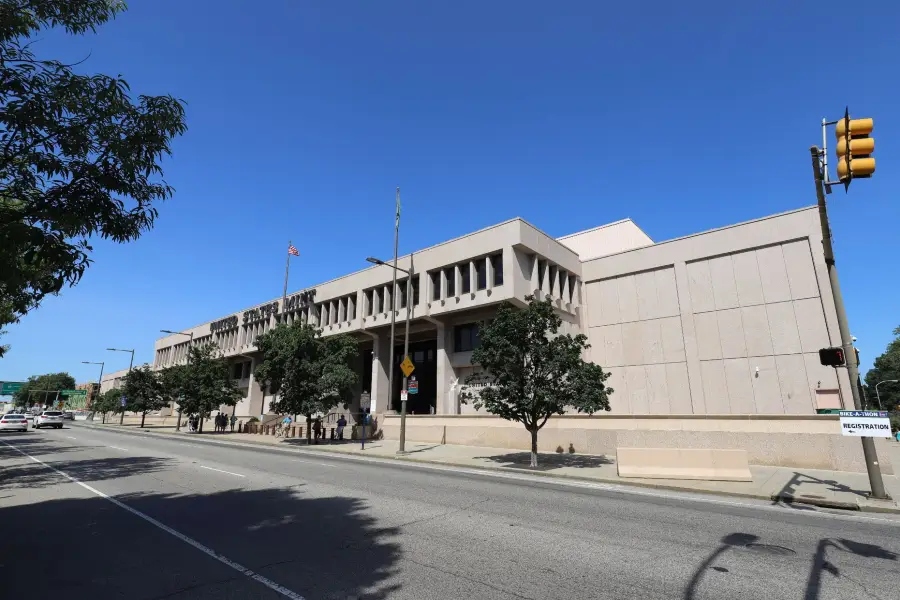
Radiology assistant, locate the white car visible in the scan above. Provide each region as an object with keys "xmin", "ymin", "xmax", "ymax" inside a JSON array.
[
  {"xmin": 0, "ymin": 413, "xmax": 29, "ymax": 432},
  {"xmin": 34, "ymin": 411, "xmax": 65, "ymax": 429}
]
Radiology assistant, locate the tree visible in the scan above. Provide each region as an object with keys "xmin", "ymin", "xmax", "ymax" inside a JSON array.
[
  {"xmin": 462, "ymin": 297, "xmax": 613, "ymax": 467},
  {"xmin": 122, "ymin": 364, "xmax": 166, "ymax": 428},
  {"xmin": 159, "ymin": 363, "xmax": 188, "ymax": 426},
  {"xmin": 179, "ymin": 343, "xmax": 241, "ymax": 432},
  {"xmin": 0, "ymin": 1, "xmax": 187, "ymax": 353},
  {"xmin": 92, "ymin": 387, "xmax": 123, "ymax": 424},
  {"xmin": 13, "ymin": 371, "xmax": 75, "ymax": 407},
  {"xmin": 864, "ymin": 325, "xmax": 900, "ymax": 412},
  {"xmin": 254, "ymin": 322, "xmax": 358, "ymax": 444}
]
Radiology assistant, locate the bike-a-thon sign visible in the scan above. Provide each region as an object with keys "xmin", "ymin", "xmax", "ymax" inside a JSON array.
[{"xmin": 838, "ymin": 411, "xmax": 892, "ymax": 438}]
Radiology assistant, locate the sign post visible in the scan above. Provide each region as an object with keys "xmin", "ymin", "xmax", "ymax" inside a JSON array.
[
  {"xmin": 0, "ymin": 382, "xmax": 24, "ymax": 396},
  {"xmin": 838, "ymin": 411, "xmax": 892, "ymax": 438}
]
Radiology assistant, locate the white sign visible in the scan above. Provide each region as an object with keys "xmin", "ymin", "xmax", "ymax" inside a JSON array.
[
  {"xmin": 400, "ymin": 390, "xmax": 408, "ymax": 403},
  {"xmin": 839, "ymin": 411, "xmax": 892, "ymax": 438}
]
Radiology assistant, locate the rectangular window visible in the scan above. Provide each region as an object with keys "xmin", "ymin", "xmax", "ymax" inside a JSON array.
[
  {"xmin": 569, "ymin": 274, "xmax": 577, "ymax": 303},
  {"xmin": 475, "ymin": 258, "xmax": 487, "ymax": 291},
  {"xmin": 538, "ymin": 259, "xmax": 547, "ymax": 290},
  {"xmin": 349, "ymin": 296, "xmax": 356, "ymax": 320},
  {"xmin": 444, "ymin": 267, "xmax": 455, "ymax": 297},
  {"xmin": 491, "ymin": 253, "xmax": 503, "ymax": 286},
  {"xmin": 233, "ymin": 364, "xmax": 243, "ymax": 380},
  {"xmin": 430, "ymin": 271, "xmax": 441, "ymax": 301},
  {"xmin": 365, "ymin": 290, "xmax": 374, "ymax": 316},
  {"xmin": 411, "ymin": 274, "xmax": 420, "ymax": 305},
  {"xmin": 398, "ymin": 279, "xmax": 407, "ymax": 309},
  {"xmin": 375, "ymin": 289, "xmax": 383, "ymax": 314},
  {"xmin": 453, "ymin": 323, "xmax": 481, "ymax": 352},
  {"xmin": 460, "ymin": 263, "xmax": 471, "ymax": 294},
  {"xmin": 549, "ymin": 265, "xmax": 558, "ymax": 295},
  {"xmin": 242, "ymin": 361, "xmax": 251, "ymax": 379}
]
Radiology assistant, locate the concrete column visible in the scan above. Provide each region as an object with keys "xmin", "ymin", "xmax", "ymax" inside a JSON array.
[
  {"xmin": 245, "ymin": 357, "xmax": 266, "ymax": 418},
  {"xmin": 383, "ymin": 285, "xmax": 392, "ymax": 315},
  {"xmin": 469, "ymin": 260, "xmax": 476, "ymax": 293},
  {"xmin": 486, "ymin": 255, "xmax": 494, "ymax": 292},
  {"xmin": 369, "ymin": 333, "xmax": 390, "ymax": 413},
  {"xmin": 540, "ymin": 261, "xmax": 551, "ymax": 297},
  {"xmin": 440, "ymin": 268, "xmax": 447, "ymax": 300},
  {"xmin": 433, "ymin": 321, "xmax": 455, "ymax": 414},
  {"xmin": 530, "ymin": 254, "xmax": 540, "ymax": 294},
  {"xmin": 561, "ymin": 271, "xmax": 570, "ymax": 306}
]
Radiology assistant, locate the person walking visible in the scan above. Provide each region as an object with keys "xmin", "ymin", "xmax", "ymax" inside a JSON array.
[
  {"xmin": 230, "ymin": 414, "xmax": 237, "ymax": 433},
  {"xmin": 312, "ymin": 417, "xmax": 322, "ymax": 443},
  {"xmin": 337, "ymin": 415, "xmax": 347, "ymax": 441}
]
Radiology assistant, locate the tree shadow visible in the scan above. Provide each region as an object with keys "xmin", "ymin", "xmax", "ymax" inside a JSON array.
[
  {"xmin": 771, "ymin": 472, "xmax": 870, "ymax": 510},
  {"xmin": 0, "ymin": 486, "xmax": 402, "ymax": 599},
  {"xmin": 684, "ymin": 532, "xmax": 897, "ymax": 600},
  {"xmin": 0, "ymin": 436, "xmax": 106, "ymax": 460},
  {"xmin": 0, "ymin": 455, "xmax": 173, "ymax": 491},
  {"xmin": 474, "ymin": 451, "xmax": 614, "ymax": 471}
]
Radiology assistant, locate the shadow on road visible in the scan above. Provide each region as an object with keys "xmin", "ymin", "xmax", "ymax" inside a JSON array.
[
  {"xmin": 772, "ymin": 472, "xmax": 870, "ymax": 509},
  {"xmin": 474, "ymin": 451, "xmax": 614, "ymax": 471},
  {"xmin": 684, "ymin": 532, "xmax": 897, "ymax": 600},
  {"xmin": 0, "ymin": 486, "xmax": 402, "ymax": 599},
  {"xmin": 0, "ymin": 435, "xmax": 104, "ymax": 461},
  {"xmin": 0, "ymin": 454, "xmax": 173, "ymax": 491}
]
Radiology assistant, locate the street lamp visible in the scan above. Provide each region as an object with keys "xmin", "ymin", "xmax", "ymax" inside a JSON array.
[
  {"xmin": 160, "ymin": 329, "xmax": 194, "ymax": 431},
  {"xmin": 107, "ymin": 347, "xmax": 134, "ymax": 424},
  {"xmin": 81, "ymin": 361, "xmax": 104, "ymax": 410},
  {"xmin": 366, "ymin": 254, "xmax": 413, "ymax": 453},
  {"xmin": 875, "ymin": 380, "xmax": 898, "ymax": 411}
]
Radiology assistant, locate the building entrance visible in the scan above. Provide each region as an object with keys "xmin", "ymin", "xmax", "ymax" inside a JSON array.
[{"xmin": 392, "ymin": 339, "xmax": 437, "ymax": 414}]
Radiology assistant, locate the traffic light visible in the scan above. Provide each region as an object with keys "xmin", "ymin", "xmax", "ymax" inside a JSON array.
[
  {"xmin": 819, "ymin": 347, "xmax": 846, "ymax": 367},
  {"xmin": 835, "ymin": 107, "xmax": 875, "ymax": 189}
]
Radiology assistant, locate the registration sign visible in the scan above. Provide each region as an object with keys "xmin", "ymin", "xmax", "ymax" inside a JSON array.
[{"xmin": 838, "ymin": 410, "xmax": 892, "ymax": 438}]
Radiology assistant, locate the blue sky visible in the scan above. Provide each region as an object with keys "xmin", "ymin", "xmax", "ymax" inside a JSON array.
[{"xmin": 2, "ymin": 0, "xmax": 899, "ymax": 384}]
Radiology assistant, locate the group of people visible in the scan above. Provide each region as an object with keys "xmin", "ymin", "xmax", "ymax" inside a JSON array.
[
  {"xmin": 277, "ymin": 414, "xmax": 349, "ymax": 441},
  {"xmin": 214, "ymin": 412, "xmax": 236, "ymax": 433}
]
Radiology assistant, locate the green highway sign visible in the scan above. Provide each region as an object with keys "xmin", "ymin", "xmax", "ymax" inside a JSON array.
[
  {"xmin": 61, "ymin": 389, "xmax": 88, "ymax": 398},
  {"xmin": 0, "ymin": 381, "xmax": 24, "ymax": 395}
]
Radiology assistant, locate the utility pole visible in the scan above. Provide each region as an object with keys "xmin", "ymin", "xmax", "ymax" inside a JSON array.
[
  {"xmin": 810, "ymin": 145, "xmax": 887, "ymax": 499},
  {"xmin": 386, "ymin": 187, "xmax": 401, "ymax": 420},
  {"xmin": 398, "ymin": 254, "xmax": 413, "ymax": 453}
]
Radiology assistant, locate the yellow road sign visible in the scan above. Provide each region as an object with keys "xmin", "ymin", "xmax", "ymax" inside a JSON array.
[{"xmin": 400, "ymin": 356, "xmax": 415, "ymax": 378}]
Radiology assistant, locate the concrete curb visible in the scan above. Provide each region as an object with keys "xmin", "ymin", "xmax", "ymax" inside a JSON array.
[{"xmin": 76, "ymin": 423, "xmax": 900, "ymax": 515}]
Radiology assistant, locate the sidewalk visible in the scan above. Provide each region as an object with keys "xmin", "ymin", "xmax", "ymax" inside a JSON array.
[{"xmin": 82, "ymin": 421, "xmax": 900, "ymax": 514}]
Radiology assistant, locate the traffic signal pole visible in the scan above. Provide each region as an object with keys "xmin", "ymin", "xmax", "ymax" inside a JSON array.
[{"xmin": 810, "ymin": 146, "xmax": 888, "ymax": 500}]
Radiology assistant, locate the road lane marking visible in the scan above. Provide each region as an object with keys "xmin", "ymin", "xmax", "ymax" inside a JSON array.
[
  {"xmin": 200, "ymin": 465, "xmax": 245, "ymax": 478},
  {"xmin": 108, "ymin": 446, "xmax": 129, "ymax": 452},
  {"xmin": 66, "ymin": 436, "xmax": 76, "ymax": 440},
  {"xmin": 0, "ymin": 440, "xmax": 306, "ymax": 600}
]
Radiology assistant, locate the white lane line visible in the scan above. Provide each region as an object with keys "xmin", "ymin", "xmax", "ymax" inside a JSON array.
[
  {"xmin": 65, "ymin": 436, "xmax": 76, "ymax": 440},
  {"xmin": 108, "ymin": 446, "xmax": 129, "ymax": 452},
  {"xmin": 0, "ymin": 440, "xmax": 305, "ymax": 600},
  {"xmin": 200, "ymin": 465, "xmax": 245, "ymax": 478}
]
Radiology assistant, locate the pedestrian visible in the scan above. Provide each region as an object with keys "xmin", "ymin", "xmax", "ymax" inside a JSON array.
[
  {"xmin": 230, "ymin": 414, "xmax": 237, "ymax": 433},
  {"xmin": 218, "ymin": 413, "xmax": 225, "ymax": 433},
  {"xmin": 313, "ymin": 417, "xmax": 322, "ymax": 443},
  {"xmin": 337, "ymin": 414, "xmax": 347, "ymax": 440},
  {"xmin": 214, "ymin": 413, "xmax": 221, "ymax": 432}
]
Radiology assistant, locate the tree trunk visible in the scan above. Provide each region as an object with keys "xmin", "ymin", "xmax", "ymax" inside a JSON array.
[
  {"xmin": 102, "ymin": 412, "xmax": 106, "ymax": 424},
  {"xmin": 140, "ymin": 411, "xmax": 146, "ymax": 428},
  {"xmin": 199, "ymin": 415, "xmax": 204, "ymax": 433},
  {"xmin": 306, "ymin": 414, "xmax": 312, "ymax": 445},
  {"xmin": 529, "ymin": 427, "xmax": 539, "ymax": 468}
]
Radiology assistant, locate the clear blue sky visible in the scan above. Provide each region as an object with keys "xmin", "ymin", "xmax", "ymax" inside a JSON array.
[{"xmin": 3, "ymin": 0, "xmax": 898, "ymax": 384}]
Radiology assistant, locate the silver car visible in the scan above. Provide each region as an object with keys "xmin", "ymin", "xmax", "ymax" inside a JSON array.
[{"xmin": 0, "ymin": 413, "xmax": 29, "ymax": 432}]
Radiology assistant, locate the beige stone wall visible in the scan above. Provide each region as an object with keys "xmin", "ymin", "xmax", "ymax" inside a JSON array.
[{"xmin": 382, "ymin": 414, "xmax": 894, "ymax": 475}]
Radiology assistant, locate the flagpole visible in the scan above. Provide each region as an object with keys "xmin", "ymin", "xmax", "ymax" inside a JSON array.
[{"xmin": 282, "ymin": 239, "xmax": 291, "ymax": 321}]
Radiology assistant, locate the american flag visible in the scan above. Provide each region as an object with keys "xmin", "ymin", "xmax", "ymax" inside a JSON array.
[{"xmin": 287, "ymin": 244, "xmax": 299, "ymax": 257}]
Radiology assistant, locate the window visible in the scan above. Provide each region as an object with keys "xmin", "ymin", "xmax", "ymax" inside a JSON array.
[
  {"xmin": 460, "ymin": 263, "xmax": 471, "ymax": 294},
  {"xmin": 365, "ymin": 290, "xmax": 374, "ymax": 316},
  {"xmin": 233, "ymin": 364, "xmax": 243, "ymax": 379},
  {"xmin": 454, "ymin": 323, "xmax": 481, "ymax": 352},
  {"xmin": 398, "ymin": 279, "xmax": 407, "ymax": 309},
  {"xmin": 242, "ymin": 361, "xmax": 252, "ymax": 379},
  {"xmin": 444, "ymin": 267, "xmax": 455, "ymax": 297},
  {"xmin": 491, "ymin": 253, "xmax": 503, "ymax": 286},
  {"xmin": 412, "ymin": 274, "xmax": 420, "ymax": 305},
  {"xmin": 475, "ymin": 258, "xmax": 487, "ymax": 291},
  {"xmin": 548, "ymin": 265, "xmax": 557, "ymax": 295},
  {"xmin": 430, "ymin": 271, "xmax": 441, "ymax": 301},
  {"xmin": 349, "ymin": 296, "xmax": 356, "ymax": 320},
  {"xmin": 538, "ymin": 259, "xmax": 547, "ymax": 289}
]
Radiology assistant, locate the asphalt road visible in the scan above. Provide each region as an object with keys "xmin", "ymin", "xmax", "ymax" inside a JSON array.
[{"xmin": 1, "ymin": 424, "xmax": 898, "ymax": 600}]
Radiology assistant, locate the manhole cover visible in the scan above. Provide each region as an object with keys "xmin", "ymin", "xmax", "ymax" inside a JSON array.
[{"xmin": 744, "ymin": 543, "xmax": 796, "ymax": 556}]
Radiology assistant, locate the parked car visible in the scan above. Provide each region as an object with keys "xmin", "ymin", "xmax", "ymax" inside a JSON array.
[
  {"xmin": 0, "ymin": 413, "xmax": 29, "ymax": 432},
  {"xmin": 63, "ymin": 411, "xmax": 74, "ymax": 421},
  {"xmin": 34, "ymin": 411, "xmax": 65, "ymax": 429}
]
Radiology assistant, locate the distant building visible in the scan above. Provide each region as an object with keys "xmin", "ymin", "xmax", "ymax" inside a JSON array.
[{"xmin": 75, "ymin": 382, "xmax": 99, "ymax": 408}]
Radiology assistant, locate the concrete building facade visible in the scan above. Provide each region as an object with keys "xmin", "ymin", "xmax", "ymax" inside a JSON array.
[{"xmin": 148, "ymin": 206, "xmax": 851, "ymax": 423}]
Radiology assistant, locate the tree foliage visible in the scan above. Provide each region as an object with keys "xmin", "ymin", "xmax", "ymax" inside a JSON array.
[
  {"xmin": 122, "ymin": 364, "xmax": 166, "ymax": 427},
  {"xmin": 92, "ymin": 387, "xmax": 123, "ymax": 423},
  {"xmin": 12, "ymin": 371, "xmax": 75, "ymax": 406},
  {"xmin": 176, "ymin": 342, "xmax": 242, "ymax": 425},
  {"xmin": 0, "ymin": 1, "xmax": 187, "ymax": 353},
  {"xmin": 462, "ymin": 297, "xmax": 613, "ymax": 467},
  {"xmin": 864, "ymin": 325, "xmax": 900, "ymax": 412},
  {"xmin": 254, "ymin": 322, "xmax": 359, "ymax": 424}
]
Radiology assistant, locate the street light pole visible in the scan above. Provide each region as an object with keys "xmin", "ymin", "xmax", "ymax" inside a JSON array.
[
  {"xmin": 160, "ymin": 330, "xmax": 194, "ymax": 431},
  {"xmin": 107, "ymin": 347, "xmax": 134, "ymax": 425},
  {"xmin": 387, "ymin": 188, "xmax": 401, "ymax": 425},
  {"xmin": 810, "ymin": 146, "xmax": 887, "ymax": 499},
  {"xmin": 81, "ymin": 361, "xmax": 104, "ymax": 410},
  {"xmin": 875, "ymin": 380, "xmax": 898, "ymax": 412}
]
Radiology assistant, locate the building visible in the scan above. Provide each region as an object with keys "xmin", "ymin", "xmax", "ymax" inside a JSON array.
[
  {"xmin": 151, "ymin": 206, "xmax": 851, "ymax": 422},
  {"xmin": 75, "ymin": 382, "xmax": 99, "ymax": 408},
  {"xmin": 99, "ymin": 368, "xmax": 129, "ymax": 395}
]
